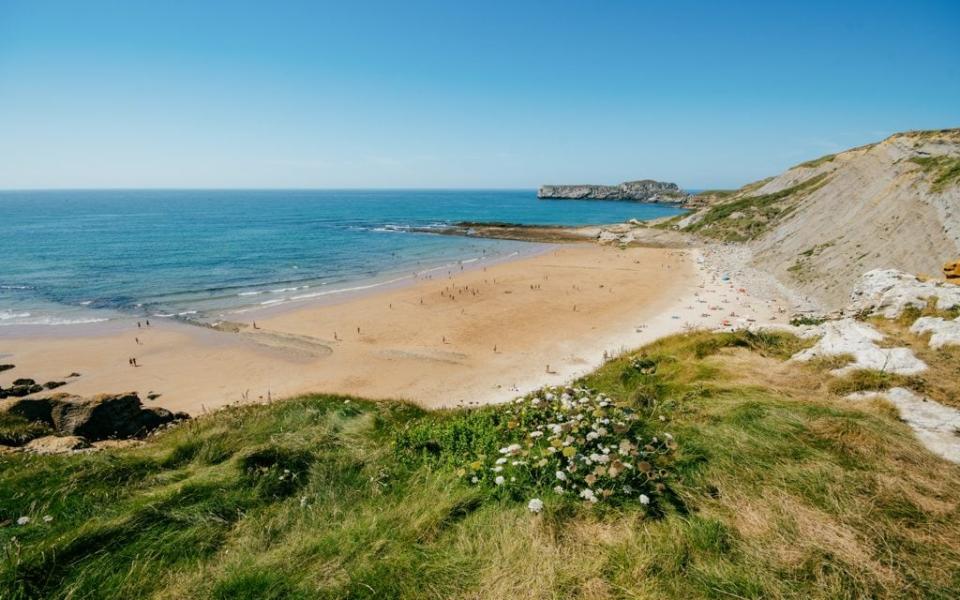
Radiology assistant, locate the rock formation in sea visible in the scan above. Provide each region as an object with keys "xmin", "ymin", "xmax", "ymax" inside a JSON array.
[{"xmin": 537, "ymin": 180, "xmax": 688, "ymax": 203}]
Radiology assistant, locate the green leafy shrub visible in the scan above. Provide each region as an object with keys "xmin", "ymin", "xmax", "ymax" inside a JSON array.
[{"xmin": 458, "ymin": 386, "xmax": 675, "ymax": 508}]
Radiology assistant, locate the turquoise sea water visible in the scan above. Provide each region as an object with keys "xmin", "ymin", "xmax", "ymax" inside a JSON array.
[{"xmin": 0, "ymin": 190, "xmax": 684, "ymax": 327}]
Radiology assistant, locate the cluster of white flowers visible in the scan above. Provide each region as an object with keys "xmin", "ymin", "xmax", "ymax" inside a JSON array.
[{"xmin": 465, "ymin": 386, "xmax": 674, "ymax": 507}]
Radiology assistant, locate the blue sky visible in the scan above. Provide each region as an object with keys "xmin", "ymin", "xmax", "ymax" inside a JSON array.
[{"xmin": 1, "ymin": 0, "xmax": 958, "ymax": 189}]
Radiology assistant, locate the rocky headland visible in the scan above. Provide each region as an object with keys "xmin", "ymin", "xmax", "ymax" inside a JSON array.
[{"xmin": 537, "ymin": 179, "xmax": 688, "ymax": 203}]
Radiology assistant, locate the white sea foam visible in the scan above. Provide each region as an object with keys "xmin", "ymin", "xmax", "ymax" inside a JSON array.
[
  {"xmin": 0, "ymin": 310, "xmax": 32, "ymax": 320},
  {"xmin": 288, "ymin": 274, "xmax": 411, "ymax": 301},
  {"xmin": 238, "ymin": 291, "xmax": 262, "ymax": 297},
  {"xmin": 0, "ymin": 313, "xmax": 109, "ymax": 326}
]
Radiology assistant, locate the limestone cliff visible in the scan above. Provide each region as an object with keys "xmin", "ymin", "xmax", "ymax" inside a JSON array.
[
  {"xmin": 538, "ymin": 179, "xmax": 687, "ymax": 203},
  {"xmin": 679, "ymin": 128, "xmax": 960, "ymax": 310}
]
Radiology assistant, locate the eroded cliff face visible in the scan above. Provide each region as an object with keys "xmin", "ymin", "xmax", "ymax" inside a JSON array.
[
  {"xmin": 680, "ymin": 128, "xmax": 960, "ymax": 310},
  {"xmin": 538, "ymin": 179, "xmax": 687, "ymax": 203}
]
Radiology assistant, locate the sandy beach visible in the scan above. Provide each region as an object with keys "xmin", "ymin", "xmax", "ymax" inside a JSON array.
[{"xmin": 0, "ymin": 243, "xmax": 783, "ymax": 414}]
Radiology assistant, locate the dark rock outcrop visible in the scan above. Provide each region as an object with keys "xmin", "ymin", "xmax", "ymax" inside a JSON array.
[
  {"xmin": 0, "ymin": 364, "xmax": 14, "ymax": 373},
  {"xmin": 0, "ymin": 383, "xmax": 44, "ymax": 398},
  {"xmin": 1, "ymin": 393, "xmax": 189, "ymax": 442},
  {"xmin": 538, "ymin": 180, "xmax": 687, "ymax": 203}
]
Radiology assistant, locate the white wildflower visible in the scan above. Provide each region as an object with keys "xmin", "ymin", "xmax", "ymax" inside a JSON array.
[
  {"xmin": 586, "ymin": 431, "xmax": 600, "ymax": 441},
  {"xmin": 527, "ymin": 498, "xmax": 544, "ymax": 513},
  {"xmin": 495, "ymin": 476, "xmax": 505, "ymax": 486},
  {"xmin": 16, "ymin": 516, "xmax": 30, "ymax": 526},
  {"xmin": 639, "ymin": 494, "xmax": 650, "ymax": 505},
  {"xmin": 500, "ymin": 443, "xmax": 522, "ymax": 455},
  {"xmin": 579, "ymin": 488, "xmax": 598, "ymax": 503},
  {"xmin": 553, "ymin": 485, "xmax": 565, "ymax": 494},
  {"xmin": 529, "ymin": 431, "xmax": 543, "ymax": 438},
  {"xmin": 555, "ymin": 471, "xmax": 567, "ymax": 481},
  {"xmin": 492, "ymin": 466, "xmax": 503, "ymax": 473},
  {"xmin": 42, "ymin": 515, "xmax": 53, "ymax": 523},
  {"xmin": 495, "ymin": 457, "xmax": 507, "ymax": 465}
]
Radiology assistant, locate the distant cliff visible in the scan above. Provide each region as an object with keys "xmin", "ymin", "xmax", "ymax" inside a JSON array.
[{"xmin": 538, "ymin": 179, "xmax": 687, "ymax": 203}]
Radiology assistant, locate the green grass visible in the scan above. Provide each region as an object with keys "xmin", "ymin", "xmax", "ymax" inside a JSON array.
[
  {"xmin": 2, "ymin": 329, "xmax": 960, "ymax": 599},
  {"xmin": 0, "ymin": 413, "xmax": 51, "ymax": 447},
  {"xmin": 685, "ymin": 173, "xmax": 830, "ymax": 241},
  {"xmin": 910, "ymin": 155, "xmax": 960, "ymax": 193},
  {"xmin": 693, "ymin": 189, "xmax": 736, "ymax": 199},
  {"xmin": 795, "ymin": 153, "xmax": 836, "ymax": 169}
]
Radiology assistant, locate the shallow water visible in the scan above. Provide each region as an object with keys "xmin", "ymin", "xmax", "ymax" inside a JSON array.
[{"xmin": 0, "ymin": 189, "xmax": 684, "ymax": 326}]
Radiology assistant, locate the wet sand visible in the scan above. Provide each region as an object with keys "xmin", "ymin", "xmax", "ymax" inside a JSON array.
[{"xmin": 0, "ymin": 244, "xmax": 781, "ymax": 414}]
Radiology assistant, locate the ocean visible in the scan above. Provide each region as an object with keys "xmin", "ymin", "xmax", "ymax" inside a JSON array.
[{"xmin": 0, "ymin": 189, "xmax": 684, "ymax": 327}]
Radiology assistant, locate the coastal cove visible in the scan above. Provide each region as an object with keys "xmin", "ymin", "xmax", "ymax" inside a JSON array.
[
  {"xmin": 0, "ymin": 189, "xmax": 684, "ymax": 328},
  {"xmin": 0, "ymin": 243, "xmax": 782, "ymax": 414}
]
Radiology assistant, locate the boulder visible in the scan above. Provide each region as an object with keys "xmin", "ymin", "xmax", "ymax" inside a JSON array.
[
  {"xmin": 1, "ymin": 397, "xmax": 57, "ymax": 425},
  {"xmin": 790, "ymin": 318, "xmax": 927, "ymax": 375},
  {"xmin": 0, "ymin": 364, "xmax": 14, "ymax": 373},
  {"xmin": 849, "ymin": 269, "xmax": 960, "ymax": 318},
  {"xmin": 1, "ymin": 384, "xmax": 44, "ymax": 398},
  {"xmin": 43, "ymin": 381, "xmax": 67, "ymax": 390},
  {"xmin": 1, "ymin": 393, "xmax": 189, "ymax": 441},
  {"xmin": 50, "ymin": 393, "xmax": 184, "ymax": 440},
  {"xmin": 24, "ymin": 435, "xmax": 90, "ymax": 455},
  {"xmin": 12, "ymin": 378, "xmax": 36, "ymax": 386},
  {"xmin": 910, "ymin": 315, "xmax": 960, "ymax": 349}
]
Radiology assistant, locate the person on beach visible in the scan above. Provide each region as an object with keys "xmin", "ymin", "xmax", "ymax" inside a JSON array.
[{"xmin": 137, "ymin": 321, "xmax": 141, "ymax": 328}]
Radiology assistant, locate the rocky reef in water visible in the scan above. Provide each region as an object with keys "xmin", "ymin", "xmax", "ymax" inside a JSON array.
[{"xmin": 537, "ymin": 179, "xmax": 688, "ymax": 203}]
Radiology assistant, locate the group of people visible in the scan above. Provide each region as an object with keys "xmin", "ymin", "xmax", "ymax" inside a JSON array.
[{"xmin": 130, "ymin": 319, "xmax": 151, "ymax": 366}]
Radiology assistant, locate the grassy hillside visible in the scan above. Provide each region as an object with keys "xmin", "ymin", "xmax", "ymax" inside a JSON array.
[
  {"xmin": 684, "ymin": 173, "xmax": 830, "ymax": 242},
  {"xmin": 2, "ymin": 328, "xmax": 960, "ymax": 599}
]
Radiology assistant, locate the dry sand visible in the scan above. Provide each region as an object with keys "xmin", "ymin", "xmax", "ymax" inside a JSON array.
[{"xmin": 0, "ymin": 244, "xmax": 784, "ymax": 414}]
